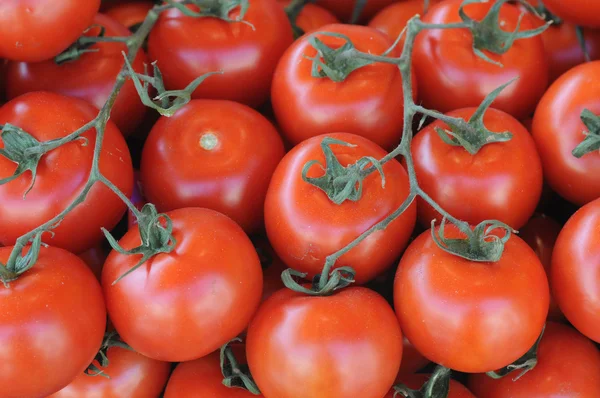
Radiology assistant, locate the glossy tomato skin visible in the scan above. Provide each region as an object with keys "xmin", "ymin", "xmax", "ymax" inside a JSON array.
[
  {"xmin": 272, "ymin": 24, "xmax": 412, "ymax": 151},
  {"xmin": 6, "ymin": 14, "xmax": 148, "ymax": 137},
  {"xmin": 0, "ymin": 92, "xmax": 133, "ymax": 253},
  {"xmin": 147, "ymin": 0, "xmax": 293, "ymax": 107},
  {"xmin": 105, "ymin": 1, "xmax": 153, "ymax": 29},
  {"xmin": 49, "ymin": 346, "xmax": 171, "ymax": 398},
  {"xmin": 412, "ymin": 107, "xmax": 543, "ymax": 230},
  {"xmin": 278, "ymin": 0, "xmax": 339, "ymax": 34},
  {"xmin": 552, "ymin": 198, "xmax": 600, "ymax": 343},
  {"xmin": 164, "ymin": 350, "xmax": 261, "ymax": 398},
  {"xmin": 468, "ymin": 322, "xmax": 600, "ymax": 397},
  {"xmin": 316, "ymin": 0, "xmax": 394, "ymax": 23},
  {"xmin": 141, "ymin": 100, "xmax": 284, "ymax": 234},
  {"xmin": 247, "ymin": 286, "xmax": 402, "ymax": 398},
  {"xmin": 368, "ymin": 0, "xmax": 441, "ymax": 42},
  {"xmin": 544, "ymin": 0, "xmax": 600, "ymax": 28},
  {"xmin": 0, "ymin": 246, "xmax": 106, "ymax": 398},
  {"xmin": 265, "ymin": 133, "xmax": 416, "ymax": 285},
  {"xmin": 0, "ymin": 0, "xmax": 100, "ymax": 62},
  {"xmin": 394, "ymin": 226, "xmax": 549, "ymax": 373},
  {"xmin": 385, "ymin": 374, "xmax": 475, "ymax": 398},
  {"xmin": 414, "ymin": 0, "xmax": 548, "ymax": 120},
  {"xmin": 532, "ymin": 61, "xmax": 600, "ymax": 205},
  {"xmin": 102, "ymin": 207, "xmax": 263, "ymax": 362}
]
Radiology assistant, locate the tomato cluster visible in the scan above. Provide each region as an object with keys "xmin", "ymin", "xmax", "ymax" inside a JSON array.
[{"xmin": 1, "ymin": 0, "xmax": 600, "ymax": 397}]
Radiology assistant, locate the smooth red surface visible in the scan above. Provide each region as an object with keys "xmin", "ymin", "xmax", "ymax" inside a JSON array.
[
  {"xmin": 316, "ymin": 0, "xmax": 395, "ymax": 23},
  {"xmin": 385, "ymin": 374, "xmax": 475, "ymax": 398},
  {"xmin": 105, "ymin": 0, "xmax": 153, "ymax": 29},
  {"xmin": 544, "ymin": 0, "xmax": 600, "ymax": 28},
  {"xmin": 278, "ymin": 0, "xmax": 339, "ymax": 34},
  {"xmin": 78, "ymin": 243, "xmax": 108, "ymax": 281},
  {"xmin": 0, "ymin": 92, "xmax": 133, "ymax": 253}
]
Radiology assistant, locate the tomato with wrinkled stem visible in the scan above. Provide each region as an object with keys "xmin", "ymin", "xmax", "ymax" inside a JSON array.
[
  {"xmin": 394, "ymin": 225, "xmax": 549, "ymax": 373},
  {"xmin": 148, "ymin": 0, "xmax": 293, "ymax": 107},
  {"xmin": 368, "ymin": 0, "xmax": 441, "ymax": 43},
  {"xmin": 411, "ymin": 107, "xmax": 543, "ymax": 230},
  {"xmin": 105, "ymin": 0, "xmax": 154, "ymax": 30},
  {"xmin": 532, "ymin": 61, "xmax": 600, "ymax": 205},
  {"xmin": 141, "ymin": 100, "xmax": 284, "ymax": 234},
  {"xmin": 6, "ymin": 13, "xmax": 148, "ymax": 137},
  {"xmin": 247, "ymin": 286, "xmax": 402, "ymax": 398},
  {"xmin": 543, "ymin": 0, "xmax": 600, "ymax": 28},
  {"xmin": 468, "ymin": 322, "xmax": 600, "ymax": 396},
  {"xmin": 552, "ymin": 198, "xmax": 600, "ymax": 343},
  {"xmin": 316, "ymin": 0, "xmax": 395, "ymax": 23},
  {"xmin": 0, "ymin": 246, "xmax": 106, "ymax": 398},
  {"xmin": 0, "ymin": 0, "xmax": 100, "ymax": 62},
  {"xmin": 265, "ymin": 133, "xmax": 416, "ymax": 285},
  {"xmin": 413, "ymin": 0, "xmax": 548, "ymax": 120},
  {"xmin": 386, "ymin": 373, "xmax": 475, "ymax": 398},
  {"xmin": 102, "ymin": 207, "xmax": 263, "ymax": 362},
  {"xmin": 49, "ymin": 346, "xmax": 171, "ymax": 398},
  {"xmin": 277, "ymin": 0, "xmax": 339, "ymax": 34},
  {"xmin": 0, "ymin": 92, "xmax": 133, "ymax": 254}
]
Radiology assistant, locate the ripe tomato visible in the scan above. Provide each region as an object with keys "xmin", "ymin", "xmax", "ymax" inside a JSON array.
[
  {"xmin": 6, "ymin": 14, "xmax": 148, "ymax": 137},
  {"xmin": 413, "ymin": 0, "xmax": 548, "ymax": 120},
  {"xmin": 543, "ymin": 0, "xmax": 600, "ymax": 28},
  {"xmin": 0, "ymin": 92, "xmax": 133, "ymax": 254},
  {"xmin": 316, "ymin": 0, "xmax": 394, "ymax": 23},
  {"xmin": 399, "ymin": 337, "xmax": 430, "ymax": 376},
  {"xmin": 140, "ymin": 100, "xmax": 284, "ymax": 234},
  {"xmin": 412, "ymin": 107, "xmax": 543, "ymax": 230},
  {"xmin": 532, "ymin": 61, "xmax": 600, "ymax": 205},
  {"xmin": 468, "ymin": 322, "xmax": 600, "ymax": 397},
  {"xmin": 247, "ymin": 286, "xmax": 402, "ymax": 398},
  {"xmin": 386, "ymin": 374, "xmax": 475, "ymax": 398},
  {"xmin": 102, "ymin": 207, "xmax": 263, "ymax": 362},
  {"xmin": 79, "ymin": 243, "xmax": 108, "ymax": 281},
  {"xmin": 0, "ymin": 246, "xmax": 106, "ymax": 398},
  {"xmin": 277, "ymin": 0, "xmax": 339, "ymax": 34},
  {"xmin": 265, "ymin": 133, "xmax": 416, "ymax": 285},
  {"xmin": 0, "ymin": 0, "xmax": 100, "ymax": 62},
  {"xmin": 49, "ymin": 346, "xmax": 171, "ymax": 398},
  {"xmin": 105, "ymin": 1, "xmax": 153, "ymax": 30},
  {"xmin": 147, "ymin": 0, "xmax": 293, "ymax": 107},
  {"xmin": 394, "ymin": 225, "xmax": 549, "ymax": 373},
  {"xmin": 368, "ymin": 0, "xmax": 441, "ymax": 43},
  {"xmin": 552, "ymin": 198, "xmax": 600, "ymax": 343},
  {"xmin": 519, "ymin": 214, "xmax": 564, "ymax": 321},
  {"xmin": 272, "ymin": 24, "xmax": 412, "ymax": 151}
]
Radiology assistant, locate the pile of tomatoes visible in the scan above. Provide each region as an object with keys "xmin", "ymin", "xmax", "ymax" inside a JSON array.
[{"xmin": 1, "ymin": 0, "xmax": 600, "ymax": 397}]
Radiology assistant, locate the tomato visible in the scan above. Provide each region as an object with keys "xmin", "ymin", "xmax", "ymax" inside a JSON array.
[
  {"xmin": 278, "ymin": 0, "xmax": 339, "ymax": 34},
  {"xmin": 413, "ymin": 0, "xmax": 548, "ymax": 120},
  {"xmin": 368, "ymin": 0, "xmax": 441, "ymax": 43},
  {"xmin": 105, "ymin": 1, "xmax": 153, "ymax": 30},
  {"xmin": 0, "ymin": 246, "xmax": 106, "ymax": 398},
  {"xmin": 519, "ymin": 214, "xmax": 564, "ymax": 321},
  {"xmin": 247, "ymin": 286, "xmax": 402, "ymax": 398},
  {"xmin": 468, "ymin": 322, "xmax": 600, "ymax": 397},
  {"xmin": 532, "ymin": 61, "xmax": 600, "ymax": 205},
  {"xmin": 6, "ymin": 14, "xmax": 148, "ymax": 137},
  {"xmin": 252, "ymin": 237, "xmax": 288, "ymax": 303},
  {"xmin": 0, "ymin": 0, "xmax": 100, "ymax": 62},
  {"xmin": 543, "ymin": 0, "xmax": 600, "ymax": 28},
  {"xmin": 552, "ymin": 198, "xmax": 600, "ymax": 343},
  {"xmin": 411, "ymin": 107, "xmax": 543, "ymax": 230},
  {"xmin": 49, "ymin": 346, "xmax": 171, "ymax": 398},
  {"xmin": 102, "ymin": 207, "xmax": 263, "ymax": 362},
  {"xmin": 399, "ymin": 337, "xmax": 430, "ymax": 376},
  {"xmin": 316, "ymin": 0, "xmax": 395, "ymax": 23},
  {"xmin": 164, "ymin": 349, "xmax": 260, "ymax": 397},
  {"xmin": 272, "ymin": 24, "xmax": 413, "ymax": 151},
  {"xmin": 265, "ymin": 133, "xmax": 416, "ymax": 285},
  {"xmin": 394, "ymin": 225, "xmax": 549, "ymax": 373},
  {"xmin": 0, "ymin": 92, "xmax": 133, "ymax": 254},
  {"xmin": 127, "ymin": 170, "xmax": 146, "ymax": 230},
  {"xmin": 147, "ymin": 0, "xmax": 293, "ymax": 107},
  {"xmin": 385, "ymin": 373, "xmax": 475, "ymax": 398},
  {"xmin": 79, "ymin": 243, "xmax": 108, "ymax": 281},
  {"xmin": 140, "ymin": 100, "xmax": 284, "ymax": 234}
]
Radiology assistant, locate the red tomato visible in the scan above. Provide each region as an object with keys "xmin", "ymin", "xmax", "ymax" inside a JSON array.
[
  {"xmin": 49, "ymin": 346, "xmax": 171, "ymax": 398},
  {"xmin": 0, "ymin": 246, "xmax": 106, "ymax": 398},
  {"xmin": 368, "ymin": 0, "xmax": 441, "ymax": 42},
  {"xmin": 278, "ymin": 0, "xmax": 339, "ymax": 34},
  {"xmin": 252, "ymin": 237, "xmax": 288, "ymax": 303},
  {"xmin": 6, "ymin": 14, "xmax": 148, "ymax": 136},
  {"xmin": 394, "ymin": 225, "xmax": 549, "ymax": 373},
  {"xmin": 272, "ymin": 24, "xmax": 412, "ymax": 151},
  {"xmin": 105, "ymin": 1, "xmax": 153, "ymax": 29},
  {"xmin": 399, "ymin": 337, "xmax": 430, "ymax": 376},
  {"xmin": 468, "ymin": 322, "xmax": 600, "ymax": 397},
  {"xmin": 316, "ymin": 0, "xmax": 394, "ymax": 23},
  {"xmin": 127, "ymin": 170, "xmax": 146, "ymax": 230},
  {"xmin": 519, "ymin": 214, "xmax": 564, "ymax": 321},
  {"xmin": 140, "ymin": 100, "xmax": 284, "ymax": 234},
  {"xmin": 0, "ymin": 92, "xmax": 133, "ymax": 254},
  {"xmin": 0, "ymin": 0, "xmax": 100, "ymax": 62},
  {"xmin": 552, "ymin": 198, "xmax": 600, "ymax": 343},
  {"xmin": 79, "ymin": 243, "xmax": 108, "ymax": 281},
  {"xmin": 265, "ymin": 133, "xmax": 416, "ymax": 285},
  {"xmin": 413, "ymin": 0, "xmax": 548, "ymax": 120},
  {"xmin": 147, "ymin": 0, "xmax": 293, "ymax": 107},
  {"xmin": 247, "ymin": 286, "xmax": 402, "ymax": 398},
  {"xmin": 411, "ymin": 107, "xmax": 543, "ymax": 230},
  {"xmin": 164, "ymin": 350, "xmax": 260, "ymax": 397},
  {"xmin": 102, "ymin": 207, "xmax": 263, "ymax": 362},
  {"xmin": 532, "ymin": 61, "xmax": 600, "ymax": 205},
  {"xmin": 544, "ymin": 0, "xmax": 600, "ymax": 28},
  {"xmin": 386, "ymin": 373, "xmax": 475, "ymax": 398}
]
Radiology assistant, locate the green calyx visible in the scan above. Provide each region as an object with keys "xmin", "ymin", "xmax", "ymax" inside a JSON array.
[
  {"xmin": 85, "ymin": 331, "xmax": 133, "ymax": 378},
  {"xmin": 165, "ymin": 0, "xmax": 254, "ymax": 28},
  {"xmin": 459, "ymin": 0, "xmax": 549, "ymax": 66},
  {"xmin": 433, "ymin": 79, "xmax": 515, "ymax": 155},
  {"xmin": 103, "ymin": 203, "xmax": 176, "ymax": 284},
  {"xmin": 486, "ymin": 324, "xmax": 545, "ymax": 380},
  {"xmin": 393, "ymin": 366, "xmax": 451, "ymax": 398},
  {"xmin": 281, "ymin": 266, "xmax": 355, "ymax": 296},
  {"xmin": 285, "ymin": 0, "xmax": 310, "ymax": 39},
  {"xmin": 302, "ymin": 137, "xmax": 386, "ymax": 205},
  {"xmin": 55, "ymin": 25, "xmax": 106, "ymax": 65},
  {"xmin": 0, "ymin": 233, "xmax": 44, "ymax": 287},
  {"xmin": 220, "ymin": 338, "xmax": 261, "ymax": 395},
  {"xmin": 572, "ymin": 109, "xmax": 600, "ymax": 158},
  {"xmin": 528, "ymin": 0, "xmax": 562, "ymax": 25}
]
